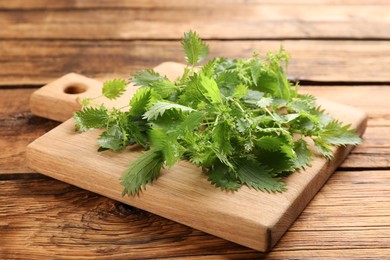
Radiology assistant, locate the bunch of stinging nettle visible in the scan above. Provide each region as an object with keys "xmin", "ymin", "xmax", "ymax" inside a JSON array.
[{"xmin": 74, "ymin": 31, "xmax": 361, "ymax": 196}]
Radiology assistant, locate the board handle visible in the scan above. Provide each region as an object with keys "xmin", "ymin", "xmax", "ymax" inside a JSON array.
[
  {"xmin": 30, "ymin": 62, "xmax": 186, "ymax": 122},
  {"xmin": 30, "ymin": 73, "xmax": 103, "ymax": 122}
]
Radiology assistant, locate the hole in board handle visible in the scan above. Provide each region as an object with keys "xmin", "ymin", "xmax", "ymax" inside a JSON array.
[{"xmin": 64, "ymin": 84, "xmax": 87, "ymax": 94}]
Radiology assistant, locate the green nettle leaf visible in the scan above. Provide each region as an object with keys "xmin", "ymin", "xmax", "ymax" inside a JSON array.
[
  {"xmin": 74, "ymin": 30, "xmax": 362, "ymax": 196},
  {"xmin": 276, "ymin": 67, "xmax": 291, "ymax": 101},
  {"xmin": 255, "ymin": 136, "xmax": 283, "ymax": 151},
  {"xmin": 201, "ymin": 59, "xmax": 216, "ymax": 78},
  {"xmin": 243, "ymin": 89, "xmax": 264, "ymax": 103},
  {"xmin": 181, "ymin": 31, "xmax": 209, "ymax": 65},
  {"xmin": 102, "ymin": 79, "xmax": 127, "ymax": 100},
  {"xmin": 98, "ymin": 125, "xmax": 126, "ymax": 151},
  {"xmin": 152, "ymin": 79, "xmax": 178, "ymax": 98},
  {"xmin": 179, "ymin": 111, "xmax": 205, "ymax": 132},
  {"xmin": 319, "ymin": 121, "xmax": 361, "ymax": 145},
  {"xmin": 81, "ymin": 98, "xmax": 92, "ymax": 107},
  {"xmin": 212, "ymin": 121, "xmax": 233, "ymax": 155},
  {"xmin": 255, "ymin": 68, "xmax": 278, "ymax": 94},
  {"xmin": 149, "ymin": 128, "xmax": 185, "ymax": 167},
  {"xmin": 129, "ymin": 88, "xmax": 154, "ymax": 116},
  {"xmin": 314, "ymin": 138, "xmax": 333, "ymax": 159},
  {"xmin": 120, "ymin": 149, "xmax": 165, "ymax": 196},
  {"xmin": 216, "ymin": 71, "xmax": 241, "ymax": 97},
  {"xmin": 233, "ymin": 84, "xmax": 248, "ymax": 99},
  {"xmin": 250, "ymin": 59, "xmax": 262, "ymax": 86},
  {"xmin": 126, "ymin": 120, "xmax": 148, "ymax": 148},
  {"xmin": 256, "ymin": 97, "xmax": 273, "ymax": 108},
  {"xmin": 235, "ymin": 157, "xmax": 286, "ymax": 192},
  {"xmin": 131, "ymin": 69, "xmax": 164, "ymax": 87},
  {"xmin": 283, "ymin": 113, "xmax": 300, "ymax": 123},
  {"xmin": 293, "ymin": 139, "xmax": 312, "ymax": 169},
  {"xmin": 256, "ymin": 148, "xmax": 296, "ymax": 174},
  {"xmin": 199, "ymin": 73, "xmax": 223, "ymax": 104},
  {"xmin": 74, "ymin": 105, "xmax": 109, "ymax": 131},
  {"xmin": 143, "ymin": 101, "xmax": 195, "ymax": 121},
  {"xmin": 207, "ymin": 162, "xmax": 241, "ymax": 191}
]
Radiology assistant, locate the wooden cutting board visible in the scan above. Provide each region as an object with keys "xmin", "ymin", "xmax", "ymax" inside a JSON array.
[{"xmin": 26, "ymin": 62, "xmax": 367, "ymax": 252}]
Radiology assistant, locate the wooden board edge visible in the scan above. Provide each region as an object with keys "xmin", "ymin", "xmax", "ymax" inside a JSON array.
[
  {"xmin": 269, "ymin": 112, "xmax": 368, "ymax": 250},
  {"xmin": 25, "ymin": 109, "xmax": 367, "ymax": 252}
]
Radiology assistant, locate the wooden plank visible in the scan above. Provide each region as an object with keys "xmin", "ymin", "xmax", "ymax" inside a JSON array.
[
  {"xmin": 3, "ymin": 40, "xmax": 390, "ymax": 86},
  {"xmin": 2, "ymin": 0, "xmax": 390, "ymax": 10},
  {"xmin": 0, "ymin": 89, "xmax": 58, "ymax": 174},
  {"xmin": 1, "ymin": 5, "xmax": 390, "ymax": 40},
  {"xmin": 0, "ymin": 175, "xmax": 255, "ymax": 259},
  {"xmin": 1, "ymin": 170, "xmax": 389, "ymax": 258},
  {"xmin": 301, "ymin": 86, "xmax": 390, "ymax": 126},
  {"xmin": 25, "ymin": 63, "xmax": 367, "ymax": 251}
]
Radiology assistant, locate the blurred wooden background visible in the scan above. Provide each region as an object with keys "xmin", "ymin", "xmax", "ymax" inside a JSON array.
[{"xmin": 1, "ymin": 1, "xmax": 390, "ymax": 259}]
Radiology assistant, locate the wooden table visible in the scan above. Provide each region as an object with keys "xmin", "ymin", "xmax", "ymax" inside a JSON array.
[{"xmin": 1, "ymin": 1, "xmax": 390, "ymax": 258}]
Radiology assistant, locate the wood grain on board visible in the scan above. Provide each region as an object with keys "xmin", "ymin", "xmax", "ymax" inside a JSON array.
[{"xmin": 3, "ymin": 40, "xmax": 390, "ymax": 86}]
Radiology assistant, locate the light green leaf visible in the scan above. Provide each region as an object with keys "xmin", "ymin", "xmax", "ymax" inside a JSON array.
[
  {"xmin": 314, "ymin": 138, "xmax": 333, "ymax": 159},
  {"xmin": 293, "ymin": 139, "xmax": 312, "ymax": 169},
  {"xmin": 283, "ymin": 113, "xmax": 300, "ymax": 122},
  {"xmin": 74, "ymin": 105, "xmax": 108, "ymax": 131},
  {"xmin": 81, "ymin": 98, "xmax": 92, "ymax": 106},
  {"xmin": 233, "ymin": 84, "xmax": 248, "ymax": 99},
  {"xmin": 216, "ymin": 71, "xmax": 241, "ymax": 97},
  {"xmin": 129, "ymin": 88, "xmax": 156, "ymax": 116},
  {"xmin": 276, "ymin": 66, "xmax": 291, "ymax": 100},
  {"xmin": 149, "ymin": 128, "xmax": 184, "ymax": 167},
  {"xmin": 243, "ymin": 89, "xmax": 264, "ymax": 103},
  {"xmin": 179, "ymin": 111, "xmax": 205, "ymax": 132},
  {"xmin": 255, "ymin": 136, "xmax": 283, "ymax": 151},
  {"xmin": 201, "ymin": 59, "xmax": 216, "ymax": 77},
  {"xmin": 143, "ymin": 101, "xmax": 194, "ymax": 121},
  {"xmin": 200, "ymin": 73, "xmax": 223, "ymax": 104},
  {"xmin": 131, "ymin": 69, "xmax": 164, "ymax": 87},
  {"xmin": 177, "ymin": 74, "xmax": 207, "ymax": 107},
  {"xmin": 181, "ymin": 31, "xmax": 209, "ymax": 65},
  {"xmin": 102, "ymin": 79, "xmax": 127, "ymax": 100},
  {"xmin": 152, "ymin": 79, "xmax": 178, "ymax": 98},
  {"xmin": 212, "ymin": 120, "xmax": 233, "ymax": 155},
  {"xmin": 256, "ymin": 97, "xmax": 273, "ymax": 108},
  {"xmin": 250, "ymin": 59, "xmax": 262, "ymax": 86},
  {"xmin": 319, "ymin": 120, "xmax": 362, "ymax": 145}
]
